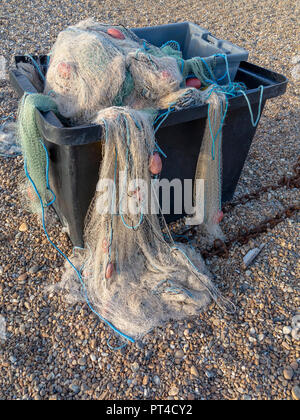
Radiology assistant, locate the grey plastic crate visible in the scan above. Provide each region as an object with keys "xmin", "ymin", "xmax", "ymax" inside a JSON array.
[{"xmin": 133, "ymin": 22, "xmax": 249, "ymax": 83}]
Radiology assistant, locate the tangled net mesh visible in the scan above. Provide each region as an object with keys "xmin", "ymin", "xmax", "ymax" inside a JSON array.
[{"xmin": 18, "ymin": 19, "xmax": 232, "ymax": 341}]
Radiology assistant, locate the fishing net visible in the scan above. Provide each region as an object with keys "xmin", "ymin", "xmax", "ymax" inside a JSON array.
[{"xmin": 18, "ymin": 19, "xmax": 234, "ymax": 341}]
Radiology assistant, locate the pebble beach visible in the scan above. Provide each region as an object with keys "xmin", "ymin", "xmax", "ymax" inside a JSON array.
[{"xmin": 0, "ymin": 0, "xmax": 299, "ymax": 400}]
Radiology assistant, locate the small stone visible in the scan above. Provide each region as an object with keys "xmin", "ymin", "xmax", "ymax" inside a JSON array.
[
  {"xmin": 9, "ymin": 356, "xmax": 17, "ymax": 364},
  {"xmin": 142, "ymin": 375, "xmax": 149, "ymax": 386},
  {"xmin": 291, "ymin": 328, "xmax": 300, "ymax": 340},
  {"xmin": 291, "ymin": 385, "xmax": 300, "ymax": 401},
  {"xmin": 47, "ymin": 372, "xmax": 55, "ymax": 381},
  {"xmin": 212, "ymin": 318, "xmax": 221, "ymax": 327},
  {"xmin": 70, "ymin": 384, "xmax": 80, "ymax": 394},
  {"xmin": 282, "ymin": 341, "xmax": 290, "ymax": 351},
  {"xmin": 169, "ymin": 385, "xmax": 179, "ymax": 396},
  {"xmin": 292, "ymin": 315, "xmax": 300, "ymax": 329},
  {"xmin": 17, "ymin": 273, "xmax": 27, "ymax": 282},
  {"xmin": 205, "ymin": 370, "xmax": 215, "ymax": 379},
  {"xmin": 283, "ymin": 326, "xmax": 292, "ymax": 335},
  {"xmin": 90, "ymin": 339, "xmax": 96, "ymax": 350},
  {"xmin": 19, "ymin": 324, "xmax": 26, "ymax": 334},
  {"xmin": 174, "ymin": 350, "xmax": 184, "ymax": 359},
  {"xmin": 290, "ymin": 361, "xmax": 298, "ymax": 371},
  {"xmin": 90, "ymin": 354, "xmax": 96, "ymax": 362},
  {"xmin": 283, "ymin": 366, "xmax": 294, "ymax": 380},
  {"xmin": 190, "ymin": 365, "xmax": 199, "ymax": 377},
  {"xmin": 18, "ymin": 223, "xmax": 28, "ymax": 232},
  {"xmin": 131, "ymin": 362, "xmax": 139, "ymax": 372}
]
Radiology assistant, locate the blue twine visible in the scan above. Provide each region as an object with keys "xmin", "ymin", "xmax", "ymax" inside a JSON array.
[
  {"xmin": 24, "ymin": 138, "xmax": 135, "ymax": 344},
  {"xmin": 107, "ymin": 335, "xmax": 127, "ymax": 351}
]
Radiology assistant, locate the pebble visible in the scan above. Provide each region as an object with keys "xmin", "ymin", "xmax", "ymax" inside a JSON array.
[
  {"xmin": 249, "ymin": 327, "xmax": 256, "ymax": 335},
  {"xmin": 29, "ymin": 265, "xmax": 41, "ymax": 274},
  {"xmin": 131, "ymin": 362, "xmax": 139, "ymax": 372},
  {"xmin": 0, "ymin": 0, "xmax": 299, "ymax": 402},
  {"xmin": 70, "ymin": 384, "xmax": 80, "ymax": 394},
  {"xmin": 291, "ymin": 328, "xmax": 299, "ymax": 340},
  {"xmin": 283, "ymin": 326, "xmax": 292, "ymax": 335},
  {"xmin": 78, "ymin": 357, "xmax": 86, "ymax": 366},
  {"xmin": 174, "ymin": 350, "xmax": 184, "ymax": 359},
  {"xmin": 205, "ymin": 370, "xmax": 215, "ymax": 379},
  {"xmin": 17, "ymin": 273, "xmax": 27, "ymax": 282},
  {"xmin": 290, "ymin": 361, "xmax": 298, "ymax": 371}
]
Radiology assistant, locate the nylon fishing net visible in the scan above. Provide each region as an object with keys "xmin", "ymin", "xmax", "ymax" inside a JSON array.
[{"xmin": 17, "ymin": 19, "xmax": 234, "ymax": 341}]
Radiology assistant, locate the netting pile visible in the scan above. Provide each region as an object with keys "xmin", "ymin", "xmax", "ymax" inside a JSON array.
[{"xmin": 18, "ymin": 19, "xmax": 233, "ymax": 341}]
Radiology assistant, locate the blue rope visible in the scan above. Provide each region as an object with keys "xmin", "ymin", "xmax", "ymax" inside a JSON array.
[
  {"xmin": 107, "ymin": 335, "xmax": 127, "ymax": 351},
  {"xmin": 24, "ymin": 139, "xmax": 135, "ymax": 344},
  {"xmin": 238, "ymin": 85, "xmax": 264, "ymax": 127}
]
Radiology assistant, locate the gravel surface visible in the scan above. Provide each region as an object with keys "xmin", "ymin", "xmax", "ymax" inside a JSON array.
[{"xmin": 0, "ymin": 0, "xmax": 299, "ymax": 400}]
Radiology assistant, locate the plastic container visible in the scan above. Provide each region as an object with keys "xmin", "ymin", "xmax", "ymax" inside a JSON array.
[
  {"xmin": 133, "ymin": 22, "xmax": 249, "ymax": 82},
  {"xmin": 10, "ymin": 56, "xmax": 287, "ymax": 247}
]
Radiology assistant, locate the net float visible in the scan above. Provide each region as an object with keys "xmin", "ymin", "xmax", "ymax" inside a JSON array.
[
  {"xmin": 57, "ymin": 62, "xmax": 72, "ymax": 79},
  {"xmin": 107, "ymin": 28, "xmax": 125, "ymax": 40},
  {"xmin": 149, "ymin": 152, "xmax": 162, "ymax": 175},
  {"xmin": 186, "ymin": 77, "xmax": 201, "ymax": 89},
  {"xmin": 105, "ymin": 262, "xmax": 114, "ymax": 279}
]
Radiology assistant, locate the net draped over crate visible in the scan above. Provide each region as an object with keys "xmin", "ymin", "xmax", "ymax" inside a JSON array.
[{"xmin": 18, "ymin": 19, "xmax": 230, "ymax": 340}]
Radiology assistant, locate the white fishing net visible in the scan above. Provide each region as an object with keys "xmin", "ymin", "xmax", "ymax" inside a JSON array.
[{"xmin": 22, "ymin": 19, "xmax": 231, "ymax": 341}]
